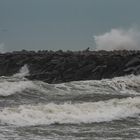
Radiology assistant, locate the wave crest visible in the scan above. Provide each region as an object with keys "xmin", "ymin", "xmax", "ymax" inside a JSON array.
[{"xmin": 0, "ymin": 97, "xmax": 139, "ymax": 126}]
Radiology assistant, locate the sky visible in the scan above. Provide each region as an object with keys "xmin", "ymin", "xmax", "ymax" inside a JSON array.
[{"xmin": 0, "ymin": 0, "xmax": 140, "ymax": 51}]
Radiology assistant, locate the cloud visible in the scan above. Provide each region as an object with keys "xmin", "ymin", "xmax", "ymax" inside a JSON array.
[{"xmin": 94, "ymin": 27, "xmax": 140, "ymax": 51}]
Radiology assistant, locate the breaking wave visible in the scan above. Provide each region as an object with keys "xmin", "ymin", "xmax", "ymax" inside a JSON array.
[
  {"xmin": 0, "ymin": 74, "xmax": 140, "ymax": 97},
  {"xmin": 0, "ymin": 65, "xmax": 34, "ymax": 96},
  {"xmin": 55, "ymin": 74, "xmax": 140, "ymax": 95},
  {"xmin": 0, "ymin": 79, "xmax": 35, "ymax": 96},
  {"xmin": 0, "ymin": 97, "xmax": 139, "ymax": 126},
  {"xmin": 0, "ymin": 67, "xmax": 140, "ymax": 130}
]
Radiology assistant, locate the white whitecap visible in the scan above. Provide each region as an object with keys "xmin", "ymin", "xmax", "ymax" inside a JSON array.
[
  {"xmin": 0, "ymin": 97, "xmax": 139, "ymax": 126},
  {"xmin": 54, "ymin": 74, "xmax": 140, "ymax": 95},
  {"xmin": 0, "ymin": 74, "xmax": 140, "ymax": 97},
  {"xmin": 0, "ymin": 80, "xmax": 35, "ymax": 96}
]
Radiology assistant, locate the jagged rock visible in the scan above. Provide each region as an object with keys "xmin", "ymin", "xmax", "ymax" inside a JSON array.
[
  {"xmin": 0, "ymin": 50, "xmax": 140, "ymax": 83},
  {"xmin": 124, "ymin": 65, "xmax": 140, "ymax": 74},
  {"xmin": 125, "ymin": 57, "xmax": 140, "ymax": 67}
]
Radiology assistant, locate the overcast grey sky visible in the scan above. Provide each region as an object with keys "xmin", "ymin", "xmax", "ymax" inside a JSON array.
[{"xmin": 0, "ymin": 0, "xmax": 140, "ymax": 51}]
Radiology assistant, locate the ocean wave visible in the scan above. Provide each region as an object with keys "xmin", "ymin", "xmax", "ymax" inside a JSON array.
[
  {"xmin": 0, "ymin": 65, "xmax": 35, "ymax": 96},
  {"xmin": 0, "ymin": 97, "xmax": 139, "ymax": 126},
  {"xmin": 0, "ymin": 74, "xmax": 140, "ymax": 97},
  {"xmin": 100, "ymin": 74, "xmax": 140, "ymax": 94},
  {"xmin": 0, "ymin": 80, "xmax": 35, "ymax": 96},
  {"xmin": 54, "ymin": 74, "xmax": 140, "ymax": 95}
]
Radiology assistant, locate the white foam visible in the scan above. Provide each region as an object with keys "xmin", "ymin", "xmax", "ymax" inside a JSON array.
[
  {"xmin": 0, "ymin": 80, "xmax": 35, "ymax": 96},
  {"xmin": 101, "ymin": 74, "xmax": 140, "ymax": 94},
  {"xmin": 0, "ymin": 97, "xmax": 140, "ymax": 126},
  {"xmin": 0, "ymin": 74, "xmax": 139, "ymax": 97},
  {"xmin": 13, "ymin": 64, "xmax": 29, "ymax": 78},
  {"xmin": 54, "ymin": 74, "xmax": 140, "ymax": 95}
]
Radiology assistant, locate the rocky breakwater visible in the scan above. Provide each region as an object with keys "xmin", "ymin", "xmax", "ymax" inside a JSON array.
[{"xmin": 0, "ymin": 50, "xmax": 140, "ymax": 83}]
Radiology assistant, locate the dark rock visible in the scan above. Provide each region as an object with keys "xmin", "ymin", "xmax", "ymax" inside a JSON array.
[
  {"xmin": 125, "ymin": 57, "xmax": 140, "ymax": 67},
  {"xmin": 0, "ymin": 50, "xmax": 140, "ymax": 83}
]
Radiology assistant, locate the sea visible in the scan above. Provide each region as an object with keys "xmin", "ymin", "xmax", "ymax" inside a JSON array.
[{"xmin": 0, "ymin": 65, "xmax": 140, "ymax": 140}]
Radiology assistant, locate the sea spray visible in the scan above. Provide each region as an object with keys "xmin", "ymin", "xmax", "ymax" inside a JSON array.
[
  {"xmin": 13, "ymin": 64, "xmax": 29, "ymax": 78},
  {"xmin": 94, "ymin": 27, "xmax": 140, "ymax": 50},
  {"xmin": 0, "ymin": 65, "xmax": 34, "ymax": 96}
]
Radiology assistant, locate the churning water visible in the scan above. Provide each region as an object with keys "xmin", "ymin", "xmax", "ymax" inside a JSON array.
[{"xmin": 0, "ymin": 66, "xmax": 140, "ymax": 140}]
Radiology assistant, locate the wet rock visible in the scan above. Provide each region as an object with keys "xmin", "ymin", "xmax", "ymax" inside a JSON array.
[
  {"xmin": 0, "ymin": 50, "xmax": 140, "ymax": 83},
  {"xmin": 125, "ymin": 57, "xmax": 140, "ymax": 67}
]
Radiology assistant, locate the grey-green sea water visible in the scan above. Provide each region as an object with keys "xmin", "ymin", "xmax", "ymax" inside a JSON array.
[{"xmin": 0, "ymin": 66, "xmax": 140, "ymax": 140}]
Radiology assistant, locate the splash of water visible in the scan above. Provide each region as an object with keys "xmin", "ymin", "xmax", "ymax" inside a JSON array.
[
  {"xmin": 13, "ymin": 64, "xmax": 29, "ymax": 78},
  {"xmin": 94, "ymin": 27, "xmax": 140, "ymax": 50}
]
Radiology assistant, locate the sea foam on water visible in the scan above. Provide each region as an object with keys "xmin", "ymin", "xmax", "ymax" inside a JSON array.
[
  {"xmin": 0, "ymin": 65, "xmax": 140, "ymax": 126},
  {"xmin": 0, "ymin": 97, "xmax": 139, "ymax": 126}
]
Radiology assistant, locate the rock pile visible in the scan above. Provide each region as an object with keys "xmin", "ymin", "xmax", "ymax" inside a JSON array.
[{"xmin": 0, "ymin": 50, "xmax": 140, "ymax": 83}]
